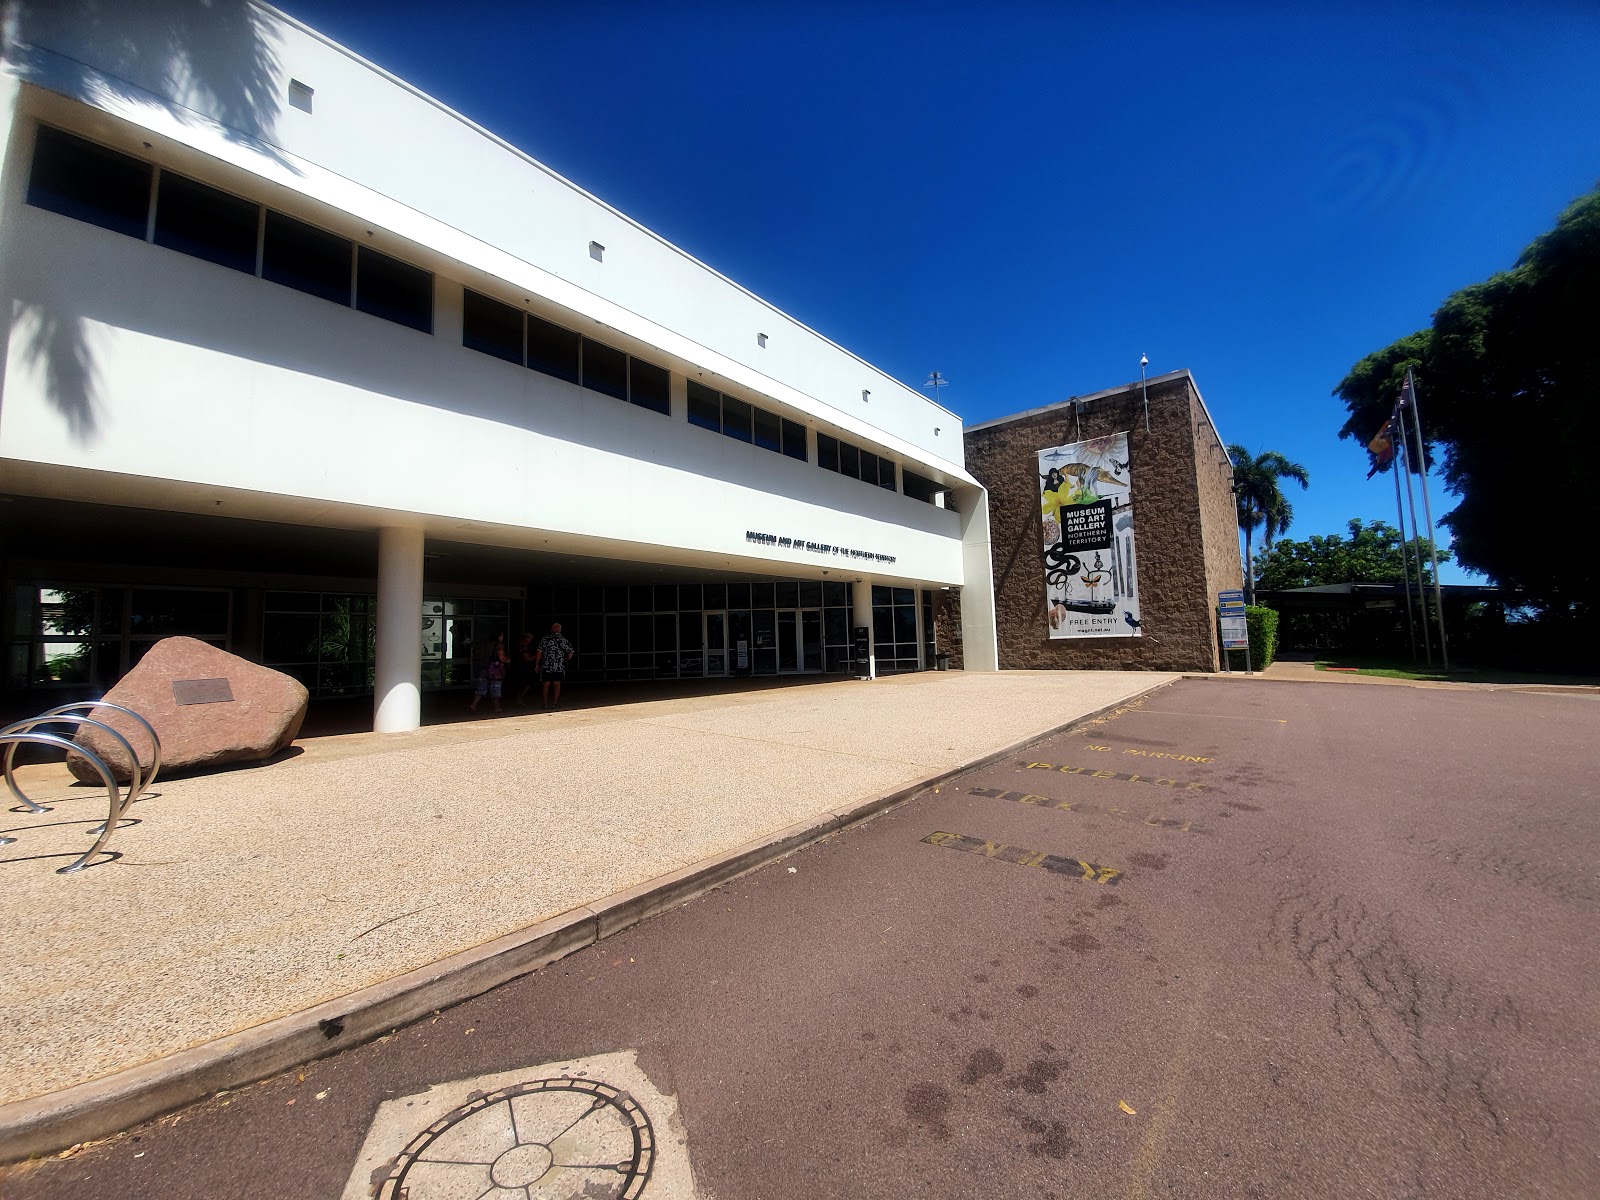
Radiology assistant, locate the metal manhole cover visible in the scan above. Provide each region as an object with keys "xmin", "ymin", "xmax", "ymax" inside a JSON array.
[{"xmin": 377, "ymin": 1076, "xmax": 655, "ymax": 1199}]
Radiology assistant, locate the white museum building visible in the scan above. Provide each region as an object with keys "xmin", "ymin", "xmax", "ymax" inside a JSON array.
[{"xmin": 0, "ymin": 1, "xmax": 998, "ymax": 731}]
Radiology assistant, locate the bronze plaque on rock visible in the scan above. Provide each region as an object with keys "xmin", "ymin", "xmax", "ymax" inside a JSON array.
[{"xmin": 172, "ymin": 677, "xmax": 235, "ymax": 705}]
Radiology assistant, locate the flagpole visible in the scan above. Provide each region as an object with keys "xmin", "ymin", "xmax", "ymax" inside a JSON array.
[
  {"xmin": 1399, "ymin": 427, "xmax": 1433, "ymax": 665},
  {"xmin": 1406, "ymin": 369, "xmax": 1449, "ymax": 669},
  {"xmin": 1392, "ymin": 452, "xmax": 1418, "ymax": 659}
]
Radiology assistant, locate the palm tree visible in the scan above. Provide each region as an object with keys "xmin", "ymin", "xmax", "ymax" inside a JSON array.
[{"xmin": 1227, "ymin": 445, "xmax": 1310, "ymax": 603}]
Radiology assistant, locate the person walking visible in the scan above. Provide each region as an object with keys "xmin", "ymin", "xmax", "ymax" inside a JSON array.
[
  {"xmin": 468, "ymin": 631, "xmax": 509, "ymax": 714},
  {"xmin": 535, "ymin": 622, "xmax": 576, "ymax": 710}
]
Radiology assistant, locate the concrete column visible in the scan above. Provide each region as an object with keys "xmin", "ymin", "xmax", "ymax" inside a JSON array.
[
  {"xmin": 851, "ymin": 577, "xmax": 876, "ymax": 680},
  {"xmin": 374, "ymin": 526, "xmax": 425, "ymax": 733},
  {"xmin": 958, "ymin": 488, "xmax": 1000, "ymax": 671}
]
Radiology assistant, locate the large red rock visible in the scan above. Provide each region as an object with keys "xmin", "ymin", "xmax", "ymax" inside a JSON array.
[{"xmin": 68, "ymin": 637, "xmax": 308, "ymax": 782}]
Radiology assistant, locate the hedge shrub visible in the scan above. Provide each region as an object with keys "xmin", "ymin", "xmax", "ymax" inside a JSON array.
[{"xmin": 1224, "ymin": 605, "xmax": 1279, "ymax": 670}]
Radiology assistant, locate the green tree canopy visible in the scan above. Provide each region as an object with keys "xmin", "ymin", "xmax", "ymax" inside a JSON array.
[
  {"xmin": 1334, "ymin": 184, "xmax": 1600, "ymax": 613},
  {"xmin": 1227, "ymin": 445, "xmax": 1309, "ymax": 602},
  {"xmin": 1255, "ymin": 519, "xmax": 1450, "ymax": 592}
]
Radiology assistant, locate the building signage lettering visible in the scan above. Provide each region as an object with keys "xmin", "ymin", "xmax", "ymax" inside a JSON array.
[{"xmin": 745, "ymin": 530, "xmax": 896, "ymax": 564}]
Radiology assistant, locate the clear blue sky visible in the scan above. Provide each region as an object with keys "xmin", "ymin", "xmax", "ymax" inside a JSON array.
[{"xmin": 280, "ymin": 0, "xmax": 1600, "ymax": 584}]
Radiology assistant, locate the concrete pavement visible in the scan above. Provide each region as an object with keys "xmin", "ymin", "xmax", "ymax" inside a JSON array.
[{"xmin": 0, "ymin": 668, "xmax": 1175, "ymax": 1160}]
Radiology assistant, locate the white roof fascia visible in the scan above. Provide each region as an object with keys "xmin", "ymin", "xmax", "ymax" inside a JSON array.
[
  {"xmin": 258, "ymin": 4, "xmax": 963, "ymax": 429},
  {"xmin": 8, "ymin": 46, "xmax": 977, "ymax": 488}
]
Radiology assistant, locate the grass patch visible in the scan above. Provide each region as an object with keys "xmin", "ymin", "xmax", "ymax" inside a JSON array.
[{"xmin": 1312, "ymin": 658, "xmax": 1600, "ymax": 686}]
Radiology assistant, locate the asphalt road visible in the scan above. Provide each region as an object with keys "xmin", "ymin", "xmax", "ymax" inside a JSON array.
[{"xmin": 6, "ymin": 679, "xmax": 1598, "ymax": 1199}]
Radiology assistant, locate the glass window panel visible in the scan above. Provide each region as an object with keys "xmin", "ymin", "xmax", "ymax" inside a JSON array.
[
  {"xmin": 858, "ymin": 452, "xmax": 879, "ymax": 488},
  {"xmin": 817, "ymin": 434, "xmax": 839, "ymax": 472},
  {"xmin": 678, "ymin": 611, "xmax": 703, "ymax": 650},
  {"xmin": 798, "ymin": 582, "xmax": 822, "ymax": 608},
  {"xmin": 578, "ymin": 614, "xmax": 603, "ymax": 653},
  {"xmin": 824, "ymin": 609, "xmax": 848, "ymax": 645},
  {"xmin": 753, "ymin": 407, "xmax": 781, "ymax": 453},
  {"xmin": 653, "ymin": 584, "xmax": 677, "ymax": 612},
  {"xmin": 264, "ymin": 612, "xmax": 319, "ymax": 662},
  {"xmin": 727, "ymin": 583, "xmax": 750, "ymax": 609},
  {"xmin": 630, "ymin": 586, "xmax": 654, "ymax": 612},
  {"xmin": 687, "ymin": 381, "xmax": 721, "ymax": 431},
  {"xmin": 823, "ymin": 582, "xmax": 847, "ymax": 608},
  {"xmin": 872, "ymin": 585, "xmax": 891, "ymax": 605},
  {"xmin": 677, "ymin": 584, "xmax": 702, "ymax": 612},
  {"xmin": 37, "ymin": 640, "xmax": 91, "ymax": 683},
  {"xmin": 879, "ymin": 460, "xmax": 897, "ymax": 491},
  {"xmin": 93, "ymin": 639, "xmax": 122, "ymax": 683},
  {"xmin": 704, "ymin": 583, "xmax": 727, "ymax": 610},
  {"xmin": 553, "ymin": 585, "xmax": 580, "ymax": 612},
  {"xmin": 153, "ymin": 172, "xmax": 258, "ymax": 274},
  {"xmin": 782, "ymin": 419, "xmax": 807, "ymax": 462},
  {"xmin": 654, "ymin": 613, "xmax": 676, "ymax": 650},
  {"xmin": 775, "ymin": 582, "xmax": 799, "ymax": 608},
  {"xmin": 604, "ymin": 585, "xmax": 629, "ymax": 613},
  {"xmin": 752, "ymin": 610, "xmax": 776, "ymax": 646},
  {"xmin": 130, "ymin": 589, "xmax": 229, "ymax": 636},
  {"xmin": 263, "ymin": 210, "xmax": 351, "ymax": 305},
  {"xmin": 527, "ymin": 314, "xmax": 581, "ymax": 384},
  {"xmin": 903, "ymin": 468, "xmax": 940, "ymax": 503},
  {"xmin": 751, "ymin": 582, "xmax": 775, "ymax": 609},
  {"xmin": 265, "ymin": 590, "xmax": 317, "ymax": 613},
  {"xmin": 605, "ymin": 614, "xmax": 629, "ymax": 651},
  {"xmin": 580, "ymin": 586, "xmax": 605, "ymax": 612},
  {"xmin": 824, "ymin": 647, "xmax": 847, "ymax": 673},
  {"xmin": 98, "ymin": 588, "xmax": 126, "ymax": 633},
  {"xmin": 819, "ymin": 432, "xmax": 844, "ymax": 470},
  {"xmin": 356, "ymin": 246, "xmax": 432, "ymax": 332},
  {"xmin": 872, "ymin": 606, "xmax": 893, "ymax": 640},
  {"xmin": 27, "ymin": 126, "xmax": 152, "ymax": 239},
  {"xmin": 462, "ymin": 288, "xmax": 523, "ymax": 364},
  {"xmin": 839, "ymin": 441, "xmax": 860, "ymax": 479},
  {"xmin": 630, "ymin": 615, "xmax": 653, "ymax": 651},
  {"xmin": 629, "ymin": 359, "xmax": 670, "ymax": 414},
  {"xmin": 582, "ymin": 339, "xmax": 629, "ymax": 401},
  {"xmin": 722, "ymin": 396, "xmax": 753, "ymax": 442},
  {"xmin": 893, "ymin": 587, "xmax": 915, "ymax": 607},
  {"xmin": 895, "ymin": 606, "xmax": 918, "ymax": 645}
]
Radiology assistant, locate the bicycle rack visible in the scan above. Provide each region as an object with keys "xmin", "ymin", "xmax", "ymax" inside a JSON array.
[{"xmin": 0, "ymin": 702, "xmax": 160, "ymax": 874}]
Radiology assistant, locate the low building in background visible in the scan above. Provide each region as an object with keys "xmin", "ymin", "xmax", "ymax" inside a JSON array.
[{"xmin": 965, "ymin": 370, "xmax": 1240, "ymax": 672}]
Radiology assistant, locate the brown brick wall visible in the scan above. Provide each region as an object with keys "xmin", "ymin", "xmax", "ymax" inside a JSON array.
[
  {"xmin": 964, "ymin": 374, "xmax": 1239, "ymax": 672},
  {"xmin": 1191, "ymin": 392, "xmax": 1245, "ymax": 667}
]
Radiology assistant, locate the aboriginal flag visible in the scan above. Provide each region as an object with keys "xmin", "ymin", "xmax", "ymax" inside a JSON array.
[{"xmin": 1366, "ymin": 419, "xmax": 1396, "ymax": 478}]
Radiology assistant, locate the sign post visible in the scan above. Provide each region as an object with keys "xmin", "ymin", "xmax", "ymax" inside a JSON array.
[{"xmin": 1218, "ymin": 589, "xmax": 1250, "ymax": 674}]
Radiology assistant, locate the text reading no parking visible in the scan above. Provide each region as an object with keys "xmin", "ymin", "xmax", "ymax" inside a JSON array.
[
  {"xmin": 969, "ymin": 787, "xmax": 1195, "ymax": 833},
  {"xmin": 1022, "ymin": 761, "xmax": 1207, "ymax": 789}
]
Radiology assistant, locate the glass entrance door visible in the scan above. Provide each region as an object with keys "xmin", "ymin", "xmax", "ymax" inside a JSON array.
[
  {"xmin": 704, "ymin": 611, "xmax": 729, "ymax": 677},
  {"xmin": 777, "ymin": 610, "xmax": 799, "ymax": 672},
  {"xmin": 801, "ymin": 609, "xmax": 823, "ymax": 672}
]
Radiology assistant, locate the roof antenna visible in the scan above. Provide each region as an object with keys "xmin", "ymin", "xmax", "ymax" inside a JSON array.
[
  {"xmin": 924, "ymin": 370, "xmax": 949, "ymax": 406},
  {"xmin": 1139, "ymin": 353, "xmax": 1150, "ymax": 434}
]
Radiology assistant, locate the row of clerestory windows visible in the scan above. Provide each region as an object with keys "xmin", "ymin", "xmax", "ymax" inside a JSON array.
[
  {"xmin": 462, "ymin": 289, "xmax": 669, "ymax": 415},
  {"xmin": 27, "ymin": 125, "xmax": 434, "ymax": 334}
]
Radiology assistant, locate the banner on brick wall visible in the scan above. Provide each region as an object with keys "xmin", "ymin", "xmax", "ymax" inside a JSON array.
[{"xmin": 1038, "ymin": 432, "xmax": 1141, "ymax": 639}]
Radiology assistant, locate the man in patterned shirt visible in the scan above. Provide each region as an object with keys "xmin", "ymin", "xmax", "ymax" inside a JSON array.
[{"xmin": 535, "ymin": 622, "xmax": 577, "ymax": 710}]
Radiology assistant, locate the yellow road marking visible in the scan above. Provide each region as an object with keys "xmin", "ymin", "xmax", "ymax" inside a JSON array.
[{"xmin": 1133, "ymin": 709, "xmax": 1288, "ymax": 724}]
